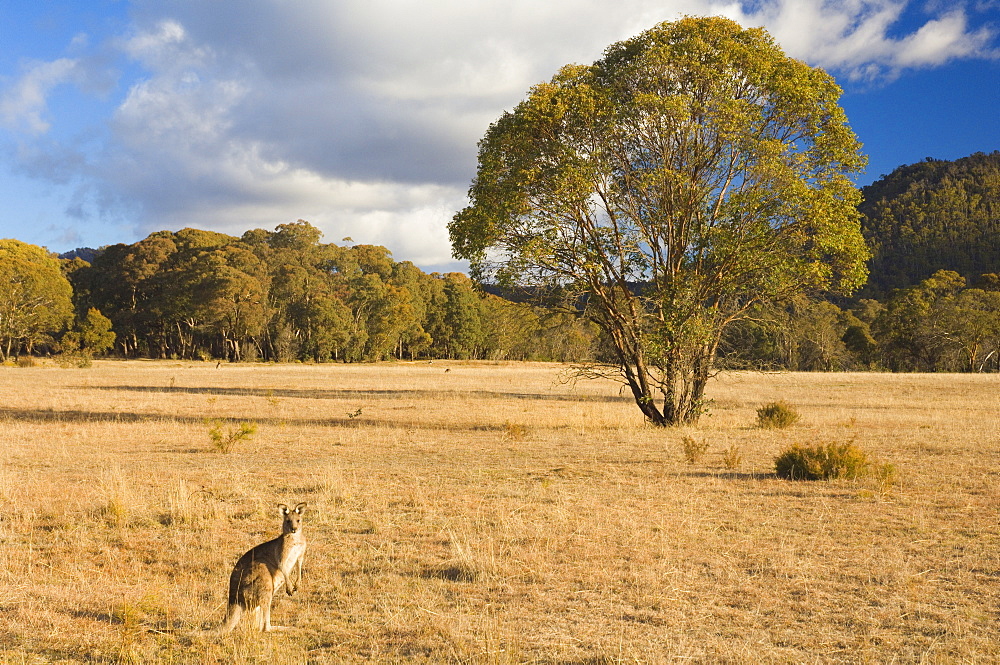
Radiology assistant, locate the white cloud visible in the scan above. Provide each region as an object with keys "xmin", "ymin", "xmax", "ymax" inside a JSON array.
[
  {"xmin": 728, "ymin": 0, "xmax": 996, "ymax": 81},
  {"xmin": 895, "ymin": 10, "xmax": 993, "ymax": 67},
  {"xmin": 0, "ymin": 58, "xmax": 79, "ymax": 134}
]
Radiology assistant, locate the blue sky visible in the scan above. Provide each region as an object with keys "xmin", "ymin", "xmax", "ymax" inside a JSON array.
[{"xmin": 1, "ymin": 1, "xmax": 998, "ymax": 271}]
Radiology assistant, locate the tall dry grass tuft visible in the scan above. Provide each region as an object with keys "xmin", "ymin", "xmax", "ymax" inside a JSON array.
[
  {"xmin": 161, "ymin": 479, "xmax": 218, "ymax": 527},
  {"xmin": 722, "ymin": 442, "xmax": 743, "ymax": 470},
  {"xmin": 680, "ymin": 435, "xmax": 709, "ymax": 464},
  {"xmin": 99, "ymin": 465, "xmax": 139, "ymax": 528}
]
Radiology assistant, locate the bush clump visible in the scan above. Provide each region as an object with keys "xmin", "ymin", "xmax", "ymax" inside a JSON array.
[
  {"xmin": 756, "ymin": 401, "xmax": 800, "ymax": 429},
  {"xmin": 775, "ymin": 441, "xmax": 871, "ymax": 480},
  {"xmin": 206, "ymin": 420, "xmax": 257, "ymax": 453},
  {"xmin": 680, "ymin": 435, "xmax": 709, "ymax": 464},
  {"xmin": 722, "ymin": 443, "xmax": 743, "ymax": 470}
]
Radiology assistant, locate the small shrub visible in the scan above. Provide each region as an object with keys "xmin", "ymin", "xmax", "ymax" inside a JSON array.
[
  {"xmin": 503, "ymin": 421, "xmax": 529, "ymax": 441},
  {"xmin": 15, "ymin": 356, "xmax": 36, "ymax": 368},
  {"xmin": 206, "ymin": 420, "xmax": 257, "ymax": 453},
  {"xmin": 680, "ymin": 435, "xmax": 709, "ymax": 465},
  {"xmin": 57, "ymin": 353, "xmax": 93, "ymax": 369},
  {"xmin": 775, "ymin": 441, "xmax": 871, "ymax": 480},
  {"xmin": 723, "ymin": 443, "xmax": 743, "ymax": 470},
  {"xmin": 757, "ymin": 401, "xmax": 800, "ymax": 429},
  {"xmin": 873, "ymin": 462, "xmax": 899, "ymax": 493},
  {"xmin": 102, "ymin": 495, "xmax": 131, "ymax": 528}
]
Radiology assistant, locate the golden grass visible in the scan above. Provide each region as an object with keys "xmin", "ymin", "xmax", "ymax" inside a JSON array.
[{"xmin": 1, "ymin": 360, "xmax": 998, "ymax": 663}]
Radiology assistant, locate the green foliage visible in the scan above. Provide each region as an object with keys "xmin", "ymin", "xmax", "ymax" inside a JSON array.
[
  {"xmin": 206, "ymin": 420, "xmax": 257, "ymax": 453},
  {"xmin": 774, "ymin": 441, "xmax": 871, "ymax": 480},
  {"xmin": 680, "ymin": 436, "xmax": 709, "ymax": 465},
  {"xmin": 57, "ymin": 353, "xmax": 93, "ymax": 369},
  {"xmin": 450, "ymin": 17, "xmax": 868, "ymax": 425},
  {"xmin": 722, "ymin": 443, "xmax": 743, "ymax": 470},
  {"xmin": 65, "ymin": 308, "xmax": 116, "ymax": 356},
  {"xmin": 756, "ymin": 402, "xmax": 801, "ymax": 429},
  {"xmin": 65, "ymin": 221, "xmax": 595, "ymax": 364},
  {"xmin": 0, "ymin": 239, "xmax": 74, "ymax": 360},
  {"xmin": 860, "ymin": 151, "xmax": 1000, "ymax": 296},
  {"xmin": 722, "ymin": 297, "xmax": 864, "ymax": 371},
  {"xmin": 841, "ymin": 322, "xmax": 879, "ymax": 368},
  {"xmin": 874, "ymin": 270, "xmax": 1000, "ymax": 372}
]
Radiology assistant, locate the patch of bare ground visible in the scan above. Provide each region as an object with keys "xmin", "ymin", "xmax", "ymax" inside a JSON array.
[{"xmin": 1, "ymin": 361, "xmax": 997, "ymax": 662}]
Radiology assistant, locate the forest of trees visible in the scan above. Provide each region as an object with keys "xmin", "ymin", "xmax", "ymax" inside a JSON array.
[
  {"xmin": 26, "ymin": 221, "xmax": 598, "ymax": 364},
  {"xmin": 860, "ymin": 151, "xmax": 1000, "ymax": 296},
  {"xmin": 1, "ymin": 153, "xmax": 998, "ymax": 372}
]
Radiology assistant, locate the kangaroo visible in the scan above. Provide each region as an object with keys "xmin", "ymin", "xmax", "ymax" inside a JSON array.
[{"xmin": 218, "ymin": 502, "xmax": 307, "ymax": 633}]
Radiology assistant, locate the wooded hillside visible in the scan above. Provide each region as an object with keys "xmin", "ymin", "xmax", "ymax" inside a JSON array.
[{"xmin": 860, "ymin": 151, "xmax": 1000, "ymax": 295}]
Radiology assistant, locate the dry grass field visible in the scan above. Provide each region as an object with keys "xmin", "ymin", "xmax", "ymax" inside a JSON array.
[{"xmin": 1, "ymin": 360, "xmax": 997, "ymax": 663}]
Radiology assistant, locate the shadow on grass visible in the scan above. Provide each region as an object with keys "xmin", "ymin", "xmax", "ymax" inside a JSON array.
[
  {"xmin": 419, "ymin": 563, "xmax": 478, "ymax": 583},
  {"xmin": 681, "ymin": 470, "xmax": 779, "ymax": 481},
  {"xmin": 93, "ymin": 384, "xmax": 632, "ymax": 404},
  {"xmin": 0, "ymin": 406, "xmax": 528, "ymax": 433},
  {"xmin": 69, "ymin": 608, "xmax": 193, "ymax": 634}
]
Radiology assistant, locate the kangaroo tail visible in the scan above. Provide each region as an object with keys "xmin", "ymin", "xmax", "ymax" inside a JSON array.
[{"xmin": 216, "ymin": 603, "xmax": 243, "ymax": 634}]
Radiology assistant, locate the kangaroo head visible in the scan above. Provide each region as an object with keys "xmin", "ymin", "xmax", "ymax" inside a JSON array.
[{"xmin": 278, "ymin": 502, "xmax": 307, "ymax": 534}]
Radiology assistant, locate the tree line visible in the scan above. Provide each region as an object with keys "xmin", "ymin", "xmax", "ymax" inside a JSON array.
[
  {"xmin": 2, "ymin": 224, "xmax": 997, "ymax": 372},
  {"xmin": 4, "ymin": 141, "xmax": 1000, "ymax": 374},
  {"xmin": 1, "ymin": 222, "xmax": 600, "ymax": 364},
  {"xmin": 721, "ymin": 270, "xmax": 1000, "ymax": 373}
]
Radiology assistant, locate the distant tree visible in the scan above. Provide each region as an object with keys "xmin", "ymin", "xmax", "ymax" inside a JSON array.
[
  {"xmin": 480, "ymin": 295, "xmax": 539, "ymax": 360},
  {"xmin": 423, "ymin": 273, "xmax": 486, "ymax": 359},
  {"xmin": 875, "ymin": 270, "xmax": 969, "ymax": 371},
  {"xmin": 841, "ymin": 318, "xmax": 878, "ymax": 369},
  {"xmin": 243, "ymin": 221, "xmax": 350, "ymax": 361},
  {"xmin": 529, "ymin": 311, "xmax": 601, "ymax": 363},
  {"xmin": 938, "ymin": 288, "xmax": 1000, "ymax": 372},
  {"xmin": 450, "ymin": 17, "xmax": 868, "ymax": 424},
  {"xmin": 202, "ymin": 266, "xmax": 269, "ymax": 361},
  {"xmin": 974, "ymin": 273, "xmax": 1000, "ymax": 292},
  {"xmin": 63, "ymin": 308, "xmax": 116, "ymax": 357},
  {"xmin": 0, "ymin": 239, "xmax": 74, "ymax": 359},
  {"xmin": 720, "ymin": 297, "xmax": 862, "ymax": 371},
  {"xmin": 390, "ymin": 262, "xmax": 434, "ymax": 359},
  {"xmin": 83, "ymin": 234, "xmax": 179, "ymax": 356}
]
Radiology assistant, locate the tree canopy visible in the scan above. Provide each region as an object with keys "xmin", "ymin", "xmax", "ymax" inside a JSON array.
[
  {"xmin": 0, "ymin": 239, "xmax": 74, "ymax": 360},
  {"xmin": 55, "ymin": 222, "xmax": 600, "ymax": 364},
  {"xmin": 450, "ymin": 16, "xmax": 869, "ymax": 425}
]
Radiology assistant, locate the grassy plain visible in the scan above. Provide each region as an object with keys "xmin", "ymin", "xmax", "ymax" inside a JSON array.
[{"xmin": 0, "ymin": 360, "xmax": 997, "ymax": 663}]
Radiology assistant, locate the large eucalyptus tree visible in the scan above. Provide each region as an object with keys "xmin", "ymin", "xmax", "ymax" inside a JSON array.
[{"xmin": 450, "ymin": 16, "xmax": 869, "ymax": 425}]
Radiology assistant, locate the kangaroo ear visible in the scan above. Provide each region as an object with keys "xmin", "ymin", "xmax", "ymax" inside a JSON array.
[
  {"xmin": 278, "ymin": 504, "xmax": 289, "ymax": 515},
  {"xmin": 294, "ymin": 502, "xmax": 307, "ymax": 513}
]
